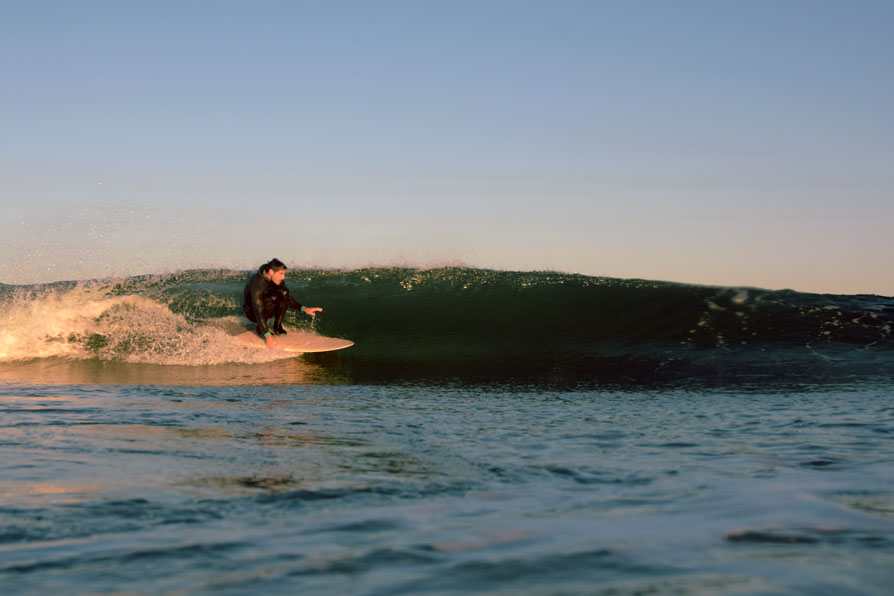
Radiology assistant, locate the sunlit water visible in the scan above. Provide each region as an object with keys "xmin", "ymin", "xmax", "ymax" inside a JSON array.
[{"xmin": 2, "ymin": 378, "xmax": 893, "ymax": 595}]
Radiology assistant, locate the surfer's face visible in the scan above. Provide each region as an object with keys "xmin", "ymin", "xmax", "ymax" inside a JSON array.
[{"xmin": 267, "ymin": 269, "xmax": 286, "ymax": 285}]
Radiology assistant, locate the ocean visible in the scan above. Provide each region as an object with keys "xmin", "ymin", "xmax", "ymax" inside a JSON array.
[{"xmin": 1, "ymin": 267, "xmax": 893, "ymax": 595}]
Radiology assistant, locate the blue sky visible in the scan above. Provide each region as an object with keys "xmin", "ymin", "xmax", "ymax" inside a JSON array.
[{"xmin": 2, "ymin": 0, "xmax": 892, "ymax": 295}]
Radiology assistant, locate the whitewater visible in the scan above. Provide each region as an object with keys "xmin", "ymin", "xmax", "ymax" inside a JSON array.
[{"xmin": 2, "ymin": 267, "xmax": 893, "ymax": 594}]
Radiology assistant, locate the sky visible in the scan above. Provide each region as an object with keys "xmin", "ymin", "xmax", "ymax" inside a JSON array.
[{"xmin": 1, "ymin": 0, "xmax": 892, "ymax": 295}]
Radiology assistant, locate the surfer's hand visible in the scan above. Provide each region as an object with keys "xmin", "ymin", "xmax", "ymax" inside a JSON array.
[
  {"xmin": 303, "ymin": 306, "xmax": 323, "ymax": 317},
  {"xmin": 265, "ymin": 335, "xmax": 277, "ymax": 349}
]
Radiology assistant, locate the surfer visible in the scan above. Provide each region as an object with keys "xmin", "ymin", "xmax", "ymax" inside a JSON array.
[{"xmin": 242, "ymin": 259, "xmax": 322, "ymax": 349}]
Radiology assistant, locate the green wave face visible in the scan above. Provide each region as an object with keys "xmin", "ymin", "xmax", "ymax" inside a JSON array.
[{"xmin": 2, "ymin": 267, "xmax": 892, "ymax": 384}]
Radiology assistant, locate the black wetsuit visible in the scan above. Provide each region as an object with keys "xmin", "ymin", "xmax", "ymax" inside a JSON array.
[{"xmin": 242, "ymin": 269, "xmax": 304, "ymax": 337}]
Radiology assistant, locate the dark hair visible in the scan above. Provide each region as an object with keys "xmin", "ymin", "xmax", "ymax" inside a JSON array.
[{"xmin": 261, "ymin": 258, "xmax": 287, "ymax": 273}]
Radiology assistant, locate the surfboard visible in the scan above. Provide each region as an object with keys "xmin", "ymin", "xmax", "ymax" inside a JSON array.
[{"xmin": 235, "ymin": 330, "xmax": 354, "ymax": 353}]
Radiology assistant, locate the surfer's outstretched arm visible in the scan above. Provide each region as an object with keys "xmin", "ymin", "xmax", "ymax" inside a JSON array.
[{"xmin": 281, "ymin": 285, "xmax": 321, "ymax": 318}]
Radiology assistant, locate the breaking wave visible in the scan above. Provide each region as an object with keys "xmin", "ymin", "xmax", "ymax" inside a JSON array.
[{"xmin": 1, "ymin": 267, "xmax": 892, "ymax": 384}]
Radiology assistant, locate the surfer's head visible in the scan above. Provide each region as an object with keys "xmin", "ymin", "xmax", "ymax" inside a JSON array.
[{"xmin": 261, "ymin": 258, "xmax": 287, "ymax": 285}]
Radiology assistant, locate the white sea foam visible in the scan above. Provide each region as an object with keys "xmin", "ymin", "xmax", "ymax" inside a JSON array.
[{"xmin": 0, "ymin": 284, "xmax": 292, "ymax": 365}]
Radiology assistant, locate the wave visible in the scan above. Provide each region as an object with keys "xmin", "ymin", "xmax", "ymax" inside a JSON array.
[{"xmin": 2, "ymin": 267, "xmax": 892, "ymax": 383}]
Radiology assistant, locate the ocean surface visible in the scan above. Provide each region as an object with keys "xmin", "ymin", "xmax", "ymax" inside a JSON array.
[{"xmin": 2, "ymin": 267, "xmax": 893, "ymax": 594}]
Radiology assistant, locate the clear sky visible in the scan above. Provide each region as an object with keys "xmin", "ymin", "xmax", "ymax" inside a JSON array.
[{"xmin": 2, "ymin": 0, "xmax": 892, "ymax": 295}]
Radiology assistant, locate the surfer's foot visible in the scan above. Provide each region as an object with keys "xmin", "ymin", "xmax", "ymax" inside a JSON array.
[{"xmin": 273, "ymin": 325, "xmax": 287, "ymax": 335}]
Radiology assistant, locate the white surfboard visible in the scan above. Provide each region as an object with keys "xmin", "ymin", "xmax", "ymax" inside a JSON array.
[{"xmin": 236, "ymin": 330, "xmax": 354, "ymax": 353}]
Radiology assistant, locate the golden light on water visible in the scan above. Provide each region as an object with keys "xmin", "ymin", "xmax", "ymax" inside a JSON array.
[{"xmin": 0, "ymin": 358, "xmax": 346, "ymax": 387}]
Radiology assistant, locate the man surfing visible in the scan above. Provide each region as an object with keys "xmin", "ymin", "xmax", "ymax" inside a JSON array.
[{"xmin": 242, "ymin": 258, "xmax": 322, "ymax": 349}]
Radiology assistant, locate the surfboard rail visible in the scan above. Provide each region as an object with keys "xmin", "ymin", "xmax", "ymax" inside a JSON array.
[{"xmin": 235, "ymin": 330, "xmax": 354, "ymax": 353}]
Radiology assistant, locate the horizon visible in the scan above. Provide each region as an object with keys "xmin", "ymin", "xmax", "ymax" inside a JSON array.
[{"xmin": 3, "ymin": 262, "xmax": 891, "ymax": 298}]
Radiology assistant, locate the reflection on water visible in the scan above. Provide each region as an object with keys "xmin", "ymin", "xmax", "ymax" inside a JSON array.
[
  {"xmin": 0, "ymin": 357, "xmax": 350, "ymax": 386},
  {"xmin": 1, "ymin": 479, "xmax": 105, "ymax": 506}
]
